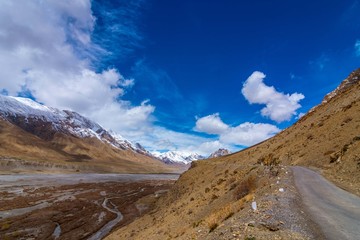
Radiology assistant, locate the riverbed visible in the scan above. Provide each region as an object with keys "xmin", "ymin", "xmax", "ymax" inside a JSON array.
[{"xmin": 0, "ymin": 173, "xmax": 178, "ymax": 239}]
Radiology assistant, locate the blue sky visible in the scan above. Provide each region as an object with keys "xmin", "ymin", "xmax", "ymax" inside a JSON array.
[{"xmin": 0, "ymin": 0, "xmax": 359, "ymax": 155}]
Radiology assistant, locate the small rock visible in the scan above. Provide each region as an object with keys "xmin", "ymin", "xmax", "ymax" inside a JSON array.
[
  {"xmin": 260, "ymin": 221, "xmax": 280, "ymax": 231},
  {"xmin": 248, "ymin": 221, "xmax": 255, "ymax": 227},
  {"xmin": 279, "ymin": 188, "xmax": 284, "ymax": 192},
  {"xmin": 251, "ymin": 201, "xmax": 257, "ymax": 211}
]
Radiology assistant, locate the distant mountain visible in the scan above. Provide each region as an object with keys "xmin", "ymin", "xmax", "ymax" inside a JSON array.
[
  {"xmin": 208, "ymin": 148, "xmax": 231, "ymax": 158},
  {"xmin": 153, "ymin": 148, "xmax": 232, "ymax": 165},
  {"xmin": 0, "ymin": 96, "xmax": 171, "ymax": 173},
  {"xmin": 152, "ymin": 151, "xmax": 205, "ymax": 165},
  {"xmin": 0, "ymin": 95, "xmax": 149, "ymax": 154}
]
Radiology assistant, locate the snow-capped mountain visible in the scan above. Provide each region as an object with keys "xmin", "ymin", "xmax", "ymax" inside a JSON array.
[
  {"xmin": 208, "ymin": 148, "xmax": 231, "ymax": 158},
  {"xmin": 0, "ymin": 95, "xmax": 148, "ymax": 155},
  {"xmin": 152, "ymin": 151, "xmax": 205, "ymax": 165},
  {"xmin": 153, "ymin": 148, "xmax": 232, "ymax": 165}
]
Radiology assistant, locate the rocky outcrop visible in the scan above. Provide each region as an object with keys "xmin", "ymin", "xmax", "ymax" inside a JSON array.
[{"xmin": 208, "ymin": 148, "xmax": 231, "ymax": 158}]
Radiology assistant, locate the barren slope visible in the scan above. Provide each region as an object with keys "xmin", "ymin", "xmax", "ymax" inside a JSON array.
[
  {"xmin": 107, "ymin": 69, "xmax": 360, "ymax": 239},
  {"xmin": 0, "ymin": 119, "xmax": 173, "ymax": 174}
]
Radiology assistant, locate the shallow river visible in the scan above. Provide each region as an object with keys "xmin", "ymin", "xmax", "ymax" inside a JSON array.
[{"xmin": 0, "ymin": 173, "xmax": 178, "ymax": 240}]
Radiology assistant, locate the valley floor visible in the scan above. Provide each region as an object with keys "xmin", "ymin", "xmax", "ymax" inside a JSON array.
[{"xmin": 0, "ymin": 173, "xmax": 178, "ymax": 240}]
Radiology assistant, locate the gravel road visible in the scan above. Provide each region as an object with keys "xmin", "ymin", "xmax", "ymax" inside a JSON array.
[{"xmin": 292, "ymin": 166, "xmax": 360, "ymax": 240}]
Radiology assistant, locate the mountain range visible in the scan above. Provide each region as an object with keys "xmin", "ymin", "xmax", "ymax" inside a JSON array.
[
  {"xmin": 0, "ymin": 95, "xmax": 231, "ymax": 173},
  {"xmin": 0, "ymin": 95, "xmax": 173, "ymax": 173},
  {"xmin": 152, "ymin": 148, "xmax": 231, "ymax": 165}
]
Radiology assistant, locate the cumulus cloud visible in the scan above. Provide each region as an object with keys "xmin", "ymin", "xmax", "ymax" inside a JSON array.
[
  {"xmin": 186, "ymin": 141, "xmax": 233, "ymax": 156},
  {"xmin": 194, "ymin": 113, "xmax": 280, "ymax": 147},
  {"xmin": 0, "ymin": 0, "xmax": 153, "ymax": 135},
  {"xmin": 242, "ymin": 71, "xmax": 305, "ymax": 123},
  {"xmin": 220, "ymin": 122, "xmax": 280, "ymax": 146},
  {"xmin": 128, "ymin": 126, "xmax": 219, "ymax": 155},
  {"xmin": 194, "ymin": 113, "xmax": 229, "ymax": 134},
  {"xmin": 355, "ymin": 40, "xmax": 360, "ymax": 56}
]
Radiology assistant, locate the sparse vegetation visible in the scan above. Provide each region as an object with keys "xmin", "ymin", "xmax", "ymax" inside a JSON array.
[
  {"xmin": 205, "ymin": 203, "xmax": 233, "ymax": 232},
  {"xmin": 1, "ymin": 221, "xmax": 11, "ymax": 230},
  {"xmin": 217, "ymin": 178, "xmax": 225, "ymax": 185},
  {"xmin": 233, "ymin": 174, "xmax": 257, "ymax": 200},
  {"xmin": 106, "ymin": 69, "xmax": 360, "ymax": 240},
  {"xmin": 245, "ymin": 236, "xmax": 256, "ymax": 240},
  {"xmin": 257, "ymin": 153, "xmax": 281, "ymax": 166}
]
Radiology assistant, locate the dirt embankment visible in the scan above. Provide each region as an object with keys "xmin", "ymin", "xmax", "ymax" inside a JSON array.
[
  {"xmin": 106, "ymin": 70, "xmax": 360, "ymax": 239},
  {"xmin": 107, "ymin": 164, "xmax": 321, "ymax": 240}
]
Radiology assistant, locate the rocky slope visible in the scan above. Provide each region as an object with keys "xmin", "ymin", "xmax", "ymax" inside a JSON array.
[
  {"xmin": 106, "ymin": 68, "xmax": 360, "ymax": 239},
  {"xmin": 208, "ymin": 148, "xmax": 231, "ymax": 158},
  {"xmin": 0, "ymin": 96, "xmax": 172, "ymax": 173}
]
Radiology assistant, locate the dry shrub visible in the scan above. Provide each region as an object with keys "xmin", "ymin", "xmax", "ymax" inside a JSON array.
[
  {"xmin": 257, "ymin": 153, "xmax": 280, "ymax": 166},
  {"xmin": 323, "ymin": 150, "xmax": 335, "ymax": 156},
  {"xmin": 211, "ymin": 194, "xmax": 218, "ymax": 201},
  {"xmin": 205, "ymin": 195, "xmax": 250, "ymax": 232},
  {"xmin": 233, "ymin": 175, "xmax": 257, "ymax": 200},
  {"xmin": 205, "ymin": 203, "xmax": 234, "ymax": 232},
  {"xmin": 226, "ymin": 177, "xmax": 236, "ymax": 186},
  {"xmin": 217, "ymin": 178, "xmax": 226, "ymax": 185}
]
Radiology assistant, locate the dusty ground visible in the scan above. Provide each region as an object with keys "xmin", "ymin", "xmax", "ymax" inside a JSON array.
[
  {"xmin": 107, "ymin": 165, "xmax": 322, "ymax": 240},
  {"xmin": 107, "ymin": 70, "xmax": 360, "ymax": 239},
  {"xmin": 0, "ymin": 175, "xmax": 176, "ymax": 240}
]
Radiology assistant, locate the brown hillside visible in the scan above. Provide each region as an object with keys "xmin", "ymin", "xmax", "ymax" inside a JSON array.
[
  {"xmin": 107, "ymin": 68, "xmax": 360, "ymax": 239},
  {"xmin": 0, "ymin": 119, "xmax": 173, "ymax": 174}
]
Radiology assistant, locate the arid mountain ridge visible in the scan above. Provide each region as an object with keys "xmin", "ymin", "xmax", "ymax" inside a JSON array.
[
  {"xmin": 0, "ymin": 96, "xmax": 174, "ymax": 173},
  {"xmin": 0, "ymin": 96, "xmax": 232, "ymax": 173},
  {"xmin": 106, "ymin": 68, "xmax": 360, "ymax": 239}
]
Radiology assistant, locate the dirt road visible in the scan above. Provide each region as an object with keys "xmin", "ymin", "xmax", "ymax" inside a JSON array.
[{"xmin": 292, "ymin": 166, "xmax": 360, "ymax": 240}]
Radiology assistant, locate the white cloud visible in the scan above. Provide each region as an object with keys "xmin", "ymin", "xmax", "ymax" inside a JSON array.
[
  {"xmin": 241, "ymin": 71, "xmax": 305, "ymax": 123},
  {"xmin": 0, "ymin": 2, "xmax": 285, "ymax": 156},
  {"xmin": 220, "ymin": 122, "xmax": 280, "ymax": 146},
  {"xmin": 128, "ymin": 126, "xmax": 220, "ymax": 155},
  {"xmin": 185, "ymin": 141, "xmax": 234, "ymax": 156},
  {"xmin": 355, "ymin": 40, "xmax": 360, "ymax": 56},
  {"xmin": 194, "ymin": 113, "xmax": 229, "ymax": 134},
  {"xmin": 0, "ymin": 0, "xmax": 230, "ymax": 156},
  {"xmin": 0, "ymin": 0, "xmax": 153, "ymax": 136},
  {"xmin": 193, "ymin": 113, "xmax": 280, "ymax": 147}
]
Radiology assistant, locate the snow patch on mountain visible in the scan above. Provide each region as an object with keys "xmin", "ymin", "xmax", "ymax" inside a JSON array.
[
  {"xmin": 0, "ymin": 95, "xmax": 148, "ymax": 155},
  {"xmin": 152, "ymin": 151, "xmax": 205, "ymax": 165}
]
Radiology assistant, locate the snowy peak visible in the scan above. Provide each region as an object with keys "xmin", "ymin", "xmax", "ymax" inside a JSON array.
[
  {"xmin": 208, "ymin": 148, "xmax": 231, "ymax": 158},
  {"xmin": 0, "ymin": 95, "xmax": 148, "ymax": 155},
  {"xmin": 0, "ymin": 95, "xmax": 66, "ymax": 121},
  {"xmin": 153, "ymin": 148, "xmax": 232, "ymax": 165},
  {"xmin": 152, "ymin": 151, "xmax": 205, "ymax": 165}
]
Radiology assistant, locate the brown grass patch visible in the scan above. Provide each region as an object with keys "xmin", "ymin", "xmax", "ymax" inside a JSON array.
[{"xmin": 233, "ymin": 175, "xmax": 257, "ymax": 200}]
